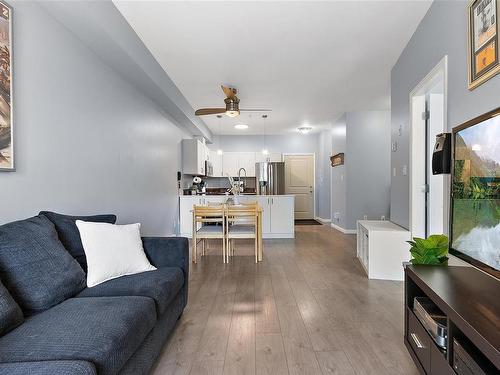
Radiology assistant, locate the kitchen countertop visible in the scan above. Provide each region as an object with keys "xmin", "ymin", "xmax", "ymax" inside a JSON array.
[{"xmin": 179, "ymin": 194, "xmax": 295, "ymax": 197}]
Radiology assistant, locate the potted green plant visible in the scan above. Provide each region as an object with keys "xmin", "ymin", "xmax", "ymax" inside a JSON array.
[{"xmin": 407, "ymin": 234, "xmax": 449, "ymax": 265}]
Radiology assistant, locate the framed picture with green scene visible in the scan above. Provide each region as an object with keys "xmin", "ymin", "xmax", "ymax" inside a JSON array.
[
  {"xmin": 467, "ymin": 0, "xmax": 500, "ymax": 90},
  {"xmin": 0, "ymin": 1, "xmax": 12, "ymax": 171}
]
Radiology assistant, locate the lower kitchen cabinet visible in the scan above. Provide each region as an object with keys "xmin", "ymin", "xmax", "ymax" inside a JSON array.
[{"xmin": 179, "ymin": 195, "xmax": 294, "ymax": 238}]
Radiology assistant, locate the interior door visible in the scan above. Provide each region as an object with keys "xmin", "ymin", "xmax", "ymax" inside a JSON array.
[{"xmin": 284, "ymin": 154, "xmax": 314, "ymax": 219}]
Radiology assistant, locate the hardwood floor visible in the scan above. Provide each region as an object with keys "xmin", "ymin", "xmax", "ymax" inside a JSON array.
[{"xmin": 152, "ymin": 224, "xmax": 418, "ymax": 375}]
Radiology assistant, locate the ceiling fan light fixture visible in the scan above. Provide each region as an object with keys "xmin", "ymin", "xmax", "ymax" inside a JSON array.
[
  {"xmin": 262, "ymin": 149, "xmax": 269, "ymax": 155},
  {"xmin": 234, "ymin": 124, "xmax": 248, "ymax": 130},
  {"xmin": 226, "ymin": 110, "xmax": 240, "ymax": 117},
  {"xmin": 298, "ymin": 126, "xmax": 313, "ymax": 134}
]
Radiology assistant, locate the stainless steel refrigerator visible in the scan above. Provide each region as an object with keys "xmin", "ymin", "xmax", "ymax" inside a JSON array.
[{"xmin": 255, "ymin": 162, "xmax": 285, "ymax": 195}]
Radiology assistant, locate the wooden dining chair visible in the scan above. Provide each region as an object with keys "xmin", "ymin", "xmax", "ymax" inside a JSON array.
[
  {"xmin": 226, "ymin": 205, "xmax": 258, "ymax": 263},
  {"xmin": 192, "ymin": 205, "xmax": 226, "ymax": 263}
]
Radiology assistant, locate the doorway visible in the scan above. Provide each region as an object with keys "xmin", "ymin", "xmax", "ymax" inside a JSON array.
[
  {"xmin": 283, "ymin": 154, "xmax": 315, "ymax": 219},
  {"xmin": 410, "ymin": 56, "xmax": 449, "ymax": 238}
]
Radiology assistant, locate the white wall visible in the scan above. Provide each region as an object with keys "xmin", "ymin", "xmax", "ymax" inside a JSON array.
[{"xmin": 0, "ymin": 2, "xmax": 190, "ymax": 235}]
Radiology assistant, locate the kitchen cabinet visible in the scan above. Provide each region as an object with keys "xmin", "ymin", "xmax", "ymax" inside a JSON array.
[
  {"xmin": 209, "ymin": 150, "xmax": 224, "ymax": 177},
  {"xmin": 356, "ymin": 220, "xmax": 411, "ymax": 281},
  {"xmin": 178, "ymin": 195, "xmax": 294, "ymax": 238},
  {"xmin": 222, "ymin": 152, "xmax": 256, "ymax": 177},
  {"xmin": 182, "ymin": 139, "xmax": 207, "ymax": 175},
  {"xmin": 255, "ymin": 152, "xmax": 282, "ymax": 162},
  {"xmin": 268, "ymin": 196, "xmax": 294, "ymax": 235}
]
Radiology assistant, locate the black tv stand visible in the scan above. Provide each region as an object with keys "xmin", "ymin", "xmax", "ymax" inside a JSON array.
[{"xmin": 404, "ymin": 265, "xmax": 500, "ymax": 374}]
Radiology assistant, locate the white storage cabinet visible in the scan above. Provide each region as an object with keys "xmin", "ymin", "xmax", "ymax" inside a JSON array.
[{"xmin": 356, "ymin": 220, "xmax": 411, "ymax": 281}]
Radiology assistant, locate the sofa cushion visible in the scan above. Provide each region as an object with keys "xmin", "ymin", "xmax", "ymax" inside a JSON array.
[
  {"xmin": 0, "ymin": 360, "xmax": 96, "ymax": 375},
  {"xmin": 0, "ymin": 279, "xmax": 23, "ymax": 335},
  {"xmin": 77, "ymin": 267, "xmax": 184, "ymax": 315},
  {"xmin": 0, "ymin": 296, "xmax": 157, "ymax": 375},
  {"xmin": 40, "ymin": 211, "xmax": 117, "ymax": 272},
  {"xmin": 0, "ymin": 216, "xmax": 87, "ymax": 316}
]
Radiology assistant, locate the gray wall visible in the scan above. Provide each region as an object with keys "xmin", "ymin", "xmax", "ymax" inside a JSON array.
[
  {"xmin": 317, "ymin": 129, "xmax": 332, "ymax": 220},
  {"xmin": 330, "ymin": 115, "xmax": 347, "ymax": 228},
  {"xmin": 330, "ymin": 112, "xmax": 391, "ymax": 231},
  {"xmin": 0, "ymin": 2, "xmax": 190, "ymax": 235},
  {"xmin": 391, "ymin": 0, "xmax": 500, "ymax": 229},
  {"xmin": 345, "ymin": 111, "xmax": 391, "ymax": 230}
]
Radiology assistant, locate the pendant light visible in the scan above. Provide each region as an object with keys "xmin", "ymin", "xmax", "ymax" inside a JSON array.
[
  {"xmin": 216, "ymin": 115, "xmax": 223, "ymax": 155},
  {"xmin": 262, "ymin": 114, "xmax": 269, "ymax": 156}
]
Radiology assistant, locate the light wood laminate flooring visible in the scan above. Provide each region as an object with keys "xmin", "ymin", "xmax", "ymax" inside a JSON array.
[{"xmin": 152, "ymin": 224, "xmax": 418, "ymax": 375}]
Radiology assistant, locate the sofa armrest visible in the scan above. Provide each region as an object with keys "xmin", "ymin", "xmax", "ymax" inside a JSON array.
[
  {"xmin": 142, "ymin": 237, "xmax": 189, "ymax": 277},
  {"xmin": 0, "ymin": 360, "xmax": 96, "ymax": 375}
]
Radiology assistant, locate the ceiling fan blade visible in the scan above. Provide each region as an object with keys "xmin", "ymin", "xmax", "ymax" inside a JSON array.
[
  {"xmin": 221, "ymin": 85, "xmax": 237, "ymax": 99},
  {"xmin": 239, "ymin": 109, "xmax": 272, "ymax": 112},
  {"xmin": 195, "ymin": 108, "xmax": 226, "ymax": 116}
]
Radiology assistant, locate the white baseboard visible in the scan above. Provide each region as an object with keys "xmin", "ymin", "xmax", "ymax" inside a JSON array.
[
  {"xmin": 314, "ymin": 216, "xmax": 331, "ymax": 224},
  {"xmin": 330, "ymin": 223, "xmax": 357, "ymax": 235}
]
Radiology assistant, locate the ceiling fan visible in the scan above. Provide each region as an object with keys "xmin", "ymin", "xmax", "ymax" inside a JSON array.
[{"xmin": 195, "ymin": 85, "xmax": 271, "ymax": 118}]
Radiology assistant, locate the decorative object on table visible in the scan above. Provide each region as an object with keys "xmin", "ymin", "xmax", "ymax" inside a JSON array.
[
  {"xmin": 0, "ymin": 1, "xmax": 12, "ymax": 171},
  {"xmin": 227, "ymin": 175, "xmax": 242, "ymax": 204},
  {"xmin": 467, "ymin": 0, "xmax": 500, "ymax": 90},
  {"xmin": 330, "ymin": 153, "xmax": 344, "ymax": 167},
  {"xmin": 407, "ymin": 234, "xmax": 449, "ymax": 265}
]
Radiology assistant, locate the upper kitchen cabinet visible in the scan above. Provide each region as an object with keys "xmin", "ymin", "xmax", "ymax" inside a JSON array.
[
  {"xmin": 209, "ymin": 150, "xmax": 224, "ymax": 177},
  {"xmin": 255, "ymin": 152, "xmax": 282, "ymax": 163},
  {"xmin": 222, "ymin": 152, "xmax": 256, "ymax": 177},
  {"xmin": 182, "ymin": 139, "xmax": 207, "ymax": 175}
]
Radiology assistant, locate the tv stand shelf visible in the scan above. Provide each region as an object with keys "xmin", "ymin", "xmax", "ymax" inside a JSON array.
[{"xmin": 404, "ymin": 265, "xmax": 500, "ymax": 374}]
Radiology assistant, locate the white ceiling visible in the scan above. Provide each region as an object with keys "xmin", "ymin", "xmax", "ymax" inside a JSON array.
[{"xmin": 114, "ymin": 1, "xmax": 432, "ymax": 135}]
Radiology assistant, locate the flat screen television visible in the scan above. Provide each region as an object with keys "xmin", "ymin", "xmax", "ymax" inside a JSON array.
[{"xmin": 450, "ymin": 107, "xmax": 500, "ymax": 279}]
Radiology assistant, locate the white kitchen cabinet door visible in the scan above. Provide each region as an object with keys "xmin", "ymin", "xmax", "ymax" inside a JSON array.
[
  {"xmin": 268, "ymin": 153, "xmax": 282, "ymax": 162},
  {"xmin": 255, "ymin": 152, "xmax": 282, "ymax": 163},
  {"xmin": 238, "ymin": 152, "xmax": 256, "ymax": 177},
  {"xmin": 256, "ymin": 196, "xmax": 272, "ymax": 234},
  {"xmin": 209, "ymin": 150, "xmax": 224, "ymax": 177},
  {"xmin": 222, "ymin": 152, "xmax": 239, "ymax": 177},
  {"xmin": 179, "ymin": 196, "xmax": 203, "ymax": 237},
  {"xmin": 255, "ymin": 152, "xmax": 267, "ymax": 163},
  {"xmin": 269, "ymin": 196, "xmax": 294, "ymax": 235}
]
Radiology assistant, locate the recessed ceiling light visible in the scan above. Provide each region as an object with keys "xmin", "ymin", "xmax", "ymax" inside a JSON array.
[
  {"xmin": 234, "ymin": 124, "xmax": 249, "ymax": 130},
  {"xmin": 298, "ymin": 126, "xmax": 312, "ymax": 134}
]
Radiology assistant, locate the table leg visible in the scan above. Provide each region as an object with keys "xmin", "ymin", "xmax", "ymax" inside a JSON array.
[{"xmin": 258, "ymin": 212, "xmax": 263, "ymax": 262}]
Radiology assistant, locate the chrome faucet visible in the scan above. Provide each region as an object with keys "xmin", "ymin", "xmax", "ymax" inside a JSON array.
[{"xmin": 237, "ymin": 167, "xmax": 247, "ymax": 193}]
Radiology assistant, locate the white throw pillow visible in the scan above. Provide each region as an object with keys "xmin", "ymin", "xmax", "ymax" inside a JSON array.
[{"xmin": 76, "ymin": 221, "xmax": 156, "ymax": 287}]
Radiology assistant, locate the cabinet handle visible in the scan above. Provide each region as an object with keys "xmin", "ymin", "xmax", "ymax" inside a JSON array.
[
  {"xmin": 271, "ymin": 198, "xmax": 274, "ymax": 204},
  {"xmin": 410, "ymin": 333, "xmax": 425, "ymax": 349}
]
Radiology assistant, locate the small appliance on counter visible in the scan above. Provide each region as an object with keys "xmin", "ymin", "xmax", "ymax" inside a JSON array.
[{"xmin": 189, "ymin": 176, "xmax": 206, "ymax": 195}]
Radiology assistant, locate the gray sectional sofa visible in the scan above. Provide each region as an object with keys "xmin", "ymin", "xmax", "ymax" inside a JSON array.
[{"xmin": 0, "ymin": 212, "xmax": 189, "ymax": 375}]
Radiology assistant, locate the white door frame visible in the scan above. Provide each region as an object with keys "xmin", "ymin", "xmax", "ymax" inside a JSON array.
[
  {"xmin": 282, "ymin": 153, "xmax": 316, "ymax": 219},
  {"xmin": 409, "ymin": 55, "xmax": 449, "ymax": 238}
]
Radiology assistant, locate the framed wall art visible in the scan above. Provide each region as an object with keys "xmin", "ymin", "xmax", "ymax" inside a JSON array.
[
  {"xmin": 330, "ymin": 153, "xmax": 344, "ymax": 167},
  {"xmin": 0, "ymin": 1, "xmax": 12, "ymax": 171},
  {"xmin": 467, "ymin": 0, "xmax": 500, "ymax": 90}
]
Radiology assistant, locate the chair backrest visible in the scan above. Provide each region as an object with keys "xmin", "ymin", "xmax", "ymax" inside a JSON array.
[
  {"xmin": 193, "ymin": 205, "xmax": 225, "ymax": 223},
  {"xmin": 226, "ymin": 205, "xmax": 258, "ymax": 226}
]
